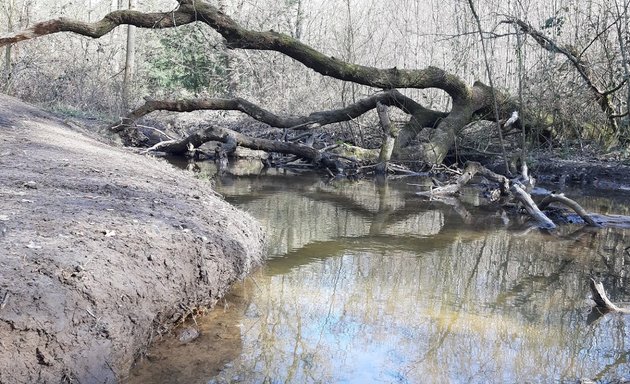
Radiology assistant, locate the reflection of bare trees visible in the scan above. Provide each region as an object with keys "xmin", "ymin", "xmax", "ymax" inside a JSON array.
[
  {"xmin": 135, "ymin": 175, "xmax": 630, "ymax": 383},
  {"xmin": 230, "ymin": 228, "xmax": 629, "ymax": 382}
]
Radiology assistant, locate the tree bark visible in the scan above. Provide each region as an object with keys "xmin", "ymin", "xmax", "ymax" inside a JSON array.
[
  {"xmin": 375, "ymin": 102, "xmax": 398, "ymax": 175},
  {"xmin": 147, "ymin": 124, "xmax": 343, "ymax": 172},
  {"xmin": 1, "ymin": 0, "xmax": 14, "ymax": 93},
  {"xmin": 111, "ymin": 90, "xmax": 446, "ymax": 132}
]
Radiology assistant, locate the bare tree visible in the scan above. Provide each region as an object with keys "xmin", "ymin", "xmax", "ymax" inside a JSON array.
[
  {"xmin": 1, "ymin": 0, "xmax": 15, "ymax": 92},
  {"xmin": 122, "ymin": 0, "xmax": 136, "ymax": 111}
]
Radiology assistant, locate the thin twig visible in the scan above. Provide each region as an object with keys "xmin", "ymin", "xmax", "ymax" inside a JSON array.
[
  {"xmin": 0, "ymin": 292, "xmax": 9, "ymax": 310},
  {"xmin": 85, "ymin": 308, "xmax": 97, "ymax": 319},
  {"xmin": 134, "ymin": 124, "xmax": 176, "ymax": 140},
  {"xmin": 467, "ymin": 0, "xmax": 511, "ymax": 175}
]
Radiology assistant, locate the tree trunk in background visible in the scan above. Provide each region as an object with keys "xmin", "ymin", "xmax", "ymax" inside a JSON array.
[
  {"xmin": 294, "ymin": 0, "xmax": 303, "ymax": 40},
  {"xmin": 122, "ymin": 0, "xmax": 136, "ymax": 111},
  {"xmin": 2, "ymin": 0, "xmax": 14, "ymax": 93},
  {"xmin": 614, "ymin": 0, "xmax": 630, "ymax": 138},
  {"xmin": 340, "ymin": 0, "xmax": 362, "ymax": 146},
  {"xmin": 2, "ymin": 44, "xmax": 10, "ymax": 93}
]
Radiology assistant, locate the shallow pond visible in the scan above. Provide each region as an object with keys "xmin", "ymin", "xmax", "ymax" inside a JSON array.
[{"xmin": 129, "ymin": 162, "xmax": 630, "ymax": 384}]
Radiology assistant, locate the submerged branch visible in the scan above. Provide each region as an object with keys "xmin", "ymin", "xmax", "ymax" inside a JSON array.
[
  {"xmin": 511, "ymin": 183, "xmax": 556, "ymax": 229},
  {"xmin": 538, "ymin": 193, "xmax": 601, "ymax": 227},
  {"xmin": 589, "ymin": 278, "xmax": 630, "ymax": 314}
]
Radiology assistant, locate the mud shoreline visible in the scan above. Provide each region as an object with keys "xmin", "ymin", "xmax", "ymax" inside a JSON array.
[{"xmin": 0, "ymin": 94, "xmax": 265, "ymax": 383}]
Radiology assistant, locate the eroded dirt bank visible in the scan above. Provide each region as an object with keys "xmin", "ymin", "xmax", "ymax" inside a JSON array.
[{"xmin": 0, "ymin": 95, "xmax": 265, "ymax": 383}]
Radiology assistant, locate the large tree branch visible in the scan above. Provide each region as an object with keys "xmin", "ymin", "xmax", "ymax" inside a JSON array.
[
  {"xmin": 0, "ymin": 0, "xmax": 518, "ymax": 165},
  {"xmin": 186, "ymin": 0, "xmax": 472, "ymax": 102},
  {"xmin": 0, "ymin": 1, "xmax": 472, "ymax": 104},
  {"xmin": 0, "ymin": 10, "xmax": 196, "ymax": 45},
  {"xmin": 111, "ymin": 90, "xmax": 447, "ymax": 132}
]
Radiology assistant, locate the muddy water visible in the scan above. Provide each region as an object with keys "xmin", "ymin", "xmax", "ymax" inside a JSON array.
[{"xmin": 128, "ymin": 163, "xmax": 630, "ymax": 384}]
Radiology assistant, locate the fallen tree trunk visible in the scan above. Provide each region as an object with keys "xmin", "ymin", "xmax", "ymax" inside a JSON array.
[
  {"xmin": 147, "ymin": 124, "xmax": 346, "ymax": 173},
  {"xmin": 0, "ymin": 0, "xmax": 523, "ymax": 165}
]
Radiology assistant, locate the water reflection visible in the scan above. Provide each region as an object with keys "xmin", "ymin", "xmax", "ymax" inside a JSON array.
[{"xmin": 128, "ymin": 163, "xmax": 630, "ymax": 384}]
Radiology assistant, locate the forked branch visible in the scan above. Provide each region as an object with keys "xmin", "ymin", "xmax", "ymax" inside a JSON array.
[{"xmin": 110, "ymin": 90, "xmax": 447, "ymax": 132}]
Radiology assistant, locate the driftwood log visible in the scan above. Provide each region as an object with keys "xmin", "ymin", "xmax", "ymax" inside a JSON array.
[
  {"xmin": 415, "ymin": 161, "xmax": 607, "ymax": 230},
  {"xmin": 143, "ymin": 124, "xmax": 346, "ymax": 173}
]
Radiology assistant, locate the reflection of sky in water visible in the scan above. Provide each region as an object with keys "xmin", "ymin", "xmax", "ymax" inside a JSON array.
[
  {"xmin": 200, "ymin": 176, "xmax": 630, "ymax": 384},
  {"xmin": 211, "ymin": 246, "xmax": 630, "ymax": 383}
]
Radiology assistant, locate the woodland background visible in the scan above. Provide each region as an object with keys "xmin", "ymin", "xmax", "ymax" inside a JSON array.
[{"xmin": 2, "ymin": 0, "xmax": 630, "ymax": 154}]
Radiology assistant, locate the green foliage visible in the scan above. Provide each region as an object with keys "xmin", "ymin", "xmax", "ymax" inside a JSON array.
[
  {"xmin": 146, "ymin": 25, "xmax": 228, "ymax": 95},
  {"xmin": 540, "ymin": 7, "xmax": 568, "ymax": 34}
]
